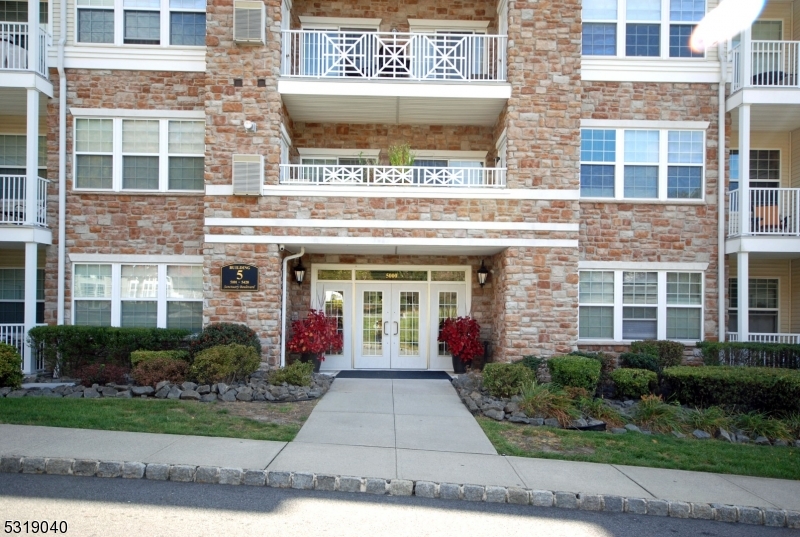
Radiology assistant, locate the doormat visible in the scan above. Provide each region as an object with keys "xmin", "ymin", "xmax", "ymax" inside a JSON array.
[{"xmin": 335, "ymin": 371, "xmax": 452, "ymax": 380}]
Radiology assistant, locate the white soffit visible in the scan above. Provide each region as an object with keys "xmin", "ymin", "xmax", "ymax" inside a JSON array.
[{"xmin": 729, "ymin": 102, "xmax": 800, "ymax": 133}]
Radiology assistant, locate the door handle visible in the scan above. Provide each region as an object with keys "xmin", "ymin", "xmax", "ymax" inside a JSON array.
[
  {"xmin": 393, "ymin": 321, "xmax": 399, "ymax": 335},
  {"xmin": 383, "ymin": 321, "xmax": 388, "ymax": 335}
]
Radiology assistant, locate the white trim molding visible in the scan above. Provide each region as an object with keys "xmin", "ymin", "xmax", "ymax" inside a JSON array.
[
  {"xmin": 578, "ymin": 261, "xmax": 710, "ymax": 271},
  {"xmin": 581, "ymin": 119, "xmax": 711, "ymax": 130},
  {"xmin": 298, "ymin": 16, "xmax": 381, "ymax": 28},
  {"xmin": 277, "ymin": 79, "xmax": 512, "ymax": 99},
  {"xmin": 58, "ymin": 46, "xmax": 206, "ymax": 72},
  {"xmin": 205, "ymin": 185, "xmax": 582, "ymax": 200},
  {"xmin": 582, "ymin": 59, "xmax": 721, "ymax": 83},
  {"xmin": 69, "ymin": 254, "xmax": 205, "ymax": 264},
  {"xmin": 413, "ymin": 150, "xmax": 487, "ymax": 159},
  {"xmin": 205, "ymin": 218, "xmax": 579, "ymax": 232},
  {"xmin": 297, "ymin": 148, "xmax": 381, "ymax": 158},
  {"xmin": 69, "ymin": 108, "xmax": 205, "ymax": 119},
  {"xmin": 407, "ymin": 19, "xmax": 490, "ymax": 31},
  {"xmin": 204, "ymin": 235, "xmax": 579, "ymax": 249}
]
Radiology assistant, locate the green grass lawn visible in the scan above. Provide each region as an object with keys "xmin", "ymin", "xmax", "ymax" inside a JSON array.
[
  {"xmin": 479, "ymin": 417, "xmax": 800, "ymax": 481},
  {"xmin": 0, "ymin": 398, "xmax": 301, "ymax": 442}
]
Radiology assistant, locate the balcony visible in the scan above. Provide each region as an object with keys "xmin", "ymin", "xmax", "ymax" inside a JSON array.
[
  {"xmin": 278, "ymin": 30, "xmax": 511, "ymax": 126},
  {"xmin": 0, "ymin": 22, "xmax": 49, "ymax": 78},
  {"xmin": 0, "ymin": 175, "xmax": 49, "ymax": 227},
  {"xmin": 727, "ymin": 188, "xmax": 800, "ymax": 238},
  {"xmin": 279, "ymin": 164, "xmax": 506, "ymax": 188}
]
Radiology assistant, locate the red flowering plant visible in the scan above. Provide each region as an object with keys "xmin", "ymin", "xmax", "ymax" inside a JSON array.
[
  {"xmin": 287, "ymin": 309, "xmax": 343, "ymax": 361},
  {"xmin": 437, "ymin": 316, "xmax": 483, "ymax": 362}
]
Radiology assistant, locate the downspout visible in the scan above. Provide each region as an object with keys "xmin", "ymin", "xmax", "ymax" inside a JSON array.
[
  {"xmin": 56, "ymin": 0, "xmax": 66, "ymax": 324},
  {"xmin": 280, "ymin": 247, "xmax": 304, "ymax": 368},
  {"xmin": 718, "ymin": 42, "xmax": 728, "ymax": 341}
]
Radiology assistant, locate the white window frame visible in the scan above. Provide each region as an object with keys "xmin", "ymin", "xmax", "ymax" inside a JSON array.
[
  {"xmin": 0, "ymin": 268, "xmax": 45, "ymax": 324},
  {"xmin": 581, "ymin": 0, "xmax": 706, "ymax": 59},
  {"xmin": 75, "ymin": 0, "xmax": 206, "ymax": 47},
  {"xmin": 578, "ymin": 269, "xmax": 704, "ymax": 343},
  {"xmin": 728, "ymin": 277, "xmax": 780, "ymax": 334},
  {"xmin": 72, "ymin": 262, "xmax": 203, "ymax": 329},
  {"xmin": 579, "ymin": 124, "xmax": 706, "ymax": 201},
  {"xmin": 72, "ymin": 114, "xmax": 205, "ymax": 193}
]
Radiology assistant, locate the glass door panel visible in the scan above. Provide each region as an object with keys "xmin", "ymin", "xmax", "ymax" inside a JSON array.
[
  {"xmin": 390, "ymin": 284, "xmax": 427, "ymax": 369},
  {"xmin": 354, "ymin": 284, "xmax": 390, "ymax": 369}
]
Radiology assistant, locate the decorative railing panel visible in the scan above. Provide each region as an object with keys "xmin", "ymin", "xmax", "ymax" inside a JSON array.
[
  {"xmin": 727, "ymin": 332, "xmax": 800, "ymax": 344},
  {"xmin": 282, "ymin": 30, "xmax": 507, "ymax": 82},
  {"xmin": 280, "ymin": 164, "xmax": 506, "ymax": 188}
]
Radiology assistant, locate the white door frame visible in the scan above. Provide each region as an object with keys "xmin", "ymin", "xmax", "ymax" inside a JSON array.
[{"xmin": 311, "ymin": 264, "xmax": 471, "ymax": 370}]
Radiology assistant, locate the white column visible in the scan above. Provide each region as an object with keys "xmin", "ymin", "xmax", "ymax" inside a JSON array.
[
  {"xmin": 738, "ymin": 104, "xmax": 751, "ymax": 235},
  {"xmin": 25, "ymin": 88, "xmax": 39, "ymax": 226},
  {"xmin": 27, "ymin": 0, "xmax": 39, "ymax": 73},
  {"xmin": 742, "ymin": 26, "xmax": 752, "ymax": 89},
  {"xmin": 23, "ymin": 242, "xmax": 38, "ymax": 374},
  {"xmin": 737, "ymin": 251, "xmax": 749, "ymax": 343}
]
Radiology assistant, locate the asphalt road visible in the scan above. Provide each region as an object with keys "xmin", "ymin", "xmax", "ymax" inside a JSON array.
[{"xmin": 0, "ymin": 474, "xmax": 795, "ymax": 537}]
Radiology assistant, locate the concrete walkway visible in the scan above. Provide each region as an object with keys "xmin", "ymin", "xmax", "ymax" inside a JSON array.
[{"xmin": 2, "ymin": 377, "xmax": 800, "ymax": 523}]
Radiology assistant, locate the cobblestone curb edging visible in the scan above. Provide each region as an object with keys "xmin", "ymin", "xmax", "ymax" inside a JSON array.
[{"xmin": 1, "ymin": 455, "xmax": 796, "ymax": 529}]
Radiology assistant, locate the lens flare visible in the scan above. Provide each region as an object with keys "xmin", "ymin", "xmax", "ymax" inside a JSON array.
[{"xmin": 690, "ymin": 0, "xmax": 766, "ymax": 52}]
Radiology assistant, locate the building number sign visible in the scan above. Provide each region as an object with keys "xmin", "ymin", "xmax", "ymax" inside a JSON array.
[{"xmin": 221, "ymin": 264, "xmax": 258, "ymax": 291}]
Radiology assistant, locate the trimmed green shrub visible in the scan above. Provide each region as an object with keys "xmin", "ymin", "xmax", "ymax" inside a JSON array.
[
  {"xmin": 569, "ymin": 350, "xmax": 615, "ymax": 380},
  {"xmin": 189, "ymin": 344, "xmax": 261, "ymax": 384},
  {"xmin": 661, "ymin": 366, "xmax": 800, "ymax": 413},
  {"xmin": 0, "ymin": 342, "xmax": 23, "ymax": 389},
  {"xmin": 547, "ymin": 355, "xmax": 602, "ymax": 393},
  {"xmin": 75, "ymin": 363, "xmax": 130, "ymax": 387},
  {"xmin": 189, "ymin": 323, "xmax": 261, "ymax": 358},
  {"xmin": 619, "ymin": 352, "xmax": 660, "ymax": 373},
  {"xmin": 631, "ymin": 340, "xmax": 685, "ymax": 369},
  {"xmin": 696, "ymin": 341, "xmax": 800, "ymax": 369},
  {"xmin": 131, "ymin": 358, "xmax": 189, "ymax": 388},
  {"xmin": 130, "ymin": 350, "xmax": 190, "ymax": 367},
  {"xmin": 512, "ymin": 355, "xmax": 543, "ymax": 374},
  {"xmin": 27, "ymin": 326, "xmax": 190, "ymax": 376},
  {"xmin": 269, "ymin": 361, "xmax": 314, "ymax": 387},
  {"xmin": 610, "ymin": 368, "xmax": 657, "ymax": 399},
  {"xmin": 482, "ymin": 363, "xmax": 535, "ymax": 398}
]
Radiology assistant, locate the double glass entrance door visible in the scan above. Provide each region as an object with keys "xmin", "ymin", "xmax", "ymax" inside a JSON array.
[{"xmin": 355, "ymin": 283, "xmax": 428, "ymax": 369}]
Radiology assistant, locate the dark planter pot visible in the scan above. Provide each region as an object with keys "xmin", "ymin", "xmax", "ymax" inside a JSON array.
[
  {"xmin": 301, "ymin": 353, "xmax": 322, "ymax": 373},
  {"xmin": 452, "ymin": 355, "xmax": 471, "ymax": 374}
]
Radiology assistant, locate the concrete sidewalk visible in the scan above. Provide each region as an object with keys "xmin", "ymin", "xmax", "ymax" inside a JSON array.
[{"xmin": 1, "ymin": 378, "xmax": 799, "ymax": 528}]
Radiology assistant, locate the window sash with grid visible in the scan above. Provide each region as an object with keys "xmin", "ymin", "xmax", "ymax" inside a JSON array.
[
  {"xmin": 74, "ymin": 117, "xmax": 204, "ymax": 192},
  {"xmin": 73, "ymin": 263, "xmax": 202, "ymax": 331},
  {"xmin": 582, "ymin": 0, "xmax": 705, "ymax": 58},
  {"xmin": 727, "ymin": 278, "xmax": 779, "ymax": 334},
  {"xmin": 76, "ymin": 0, "xmax": 205, "ymax": 46},
  {"xmin": 728, "ymin": 149, "xmax": 780, "ymax": 191},
  {"xmin": 580, "ymin": 128, "xmax": 705, "ymax": 200},
  {"xmin": 0, "ymin": 268, "xmax": 45, "ymax": 324},
  {"xmin": 578, "ymin": 270, "xmax": 703, "ymax": 341}
]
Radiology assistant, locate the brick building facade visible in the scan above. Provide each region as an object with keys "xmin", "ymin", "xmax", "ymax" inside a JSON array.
[{"xmin": 6, "ymin": 0, "xmax": 796, "ymax": 374}]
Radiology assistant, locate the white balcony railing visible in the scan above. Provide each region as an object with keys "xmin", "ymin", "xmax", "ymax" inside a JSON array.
[
  {"xmin": 0, "ymin": 23, "xmax": 49, "ymax": 77},
  {"xmin": 281, "ymin": 30, "xmax": 507, "ymax": 82},
  {"xmin": 1, "ymin": 323, "xmax": 46, "ymax": 371},
  {"xmin": 0, "ymin": 175, "xmax": 49, "ymax": 226},
  {"xmin": 726, "ymin": 188, "xmax": 800, "ymax": 237},
  {"xmin": 732, "ymin": 40, "xmax": 800, "ymax": 91},
  {"xmin": 280, "ymin": 164, "xmax": 506, "ymax": 188},
  {"xmin": 727, "ymin": 332, "xmax": 800, "ymax": 344}
]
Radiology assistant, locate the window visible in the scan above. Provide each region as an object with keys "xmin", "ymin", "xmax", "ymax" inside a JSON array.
[
  {"xmin": 580, "ymin": 128, "xmax": 705, "ymax": 200},
  {"xmin": 727, "ymin": 149, "xmax": 780, "ymax": 191},
  {"xmin": 728, "ymin": 278, "xmax": 779, "ymax": 334},
  {"xmin": 579, "ymin": 270, "xmax": 703, "ymax": 341},
  {"xmin": 73, "ymin": 263, "xmax": 202, "ymax": 331},
  {"xmin": 0, "ymin": 269, "xmax": 44, "ymax": 324},
  {"xmin": 582, "ymin": 0, "xmax": 705, "ymax": 58},
  {"xmin": 74, "ymin": 117, "xmax": 204, "ymax": 191},
  {"xmin": 0, "ymin": 1, "xmax": 48, "ymax": 23},
  {"xmin": 0, "ymin": 135, "xmax": 46, "ymax": 175},
  {"xmin": 77, "ymin": 0, "xmax": 205, "ymax": 46}
]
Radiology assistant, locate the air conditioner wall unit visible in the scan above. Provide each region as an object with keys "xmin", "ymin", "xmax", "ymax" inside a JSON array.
[
  {"xmin": 233, "ymin": 0, "xmax": 266, "ymax": 44},
  {"xmin": 232, "ymin": 154, "xmax": 264, "ymax": 195}
]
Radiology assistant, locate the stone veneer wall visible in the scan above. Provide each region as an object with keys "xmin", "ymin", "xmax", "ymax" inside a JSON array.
[
  {"xmin": 581, "ymin": 81, "xmax": 724, "ymax": 340},
  {"xmin": 290, "ymin": 0, "xmax": 498, "ymax": 32},
  {"xmin": 46, "ymin": 70, "xmax": 206, "ymax": 325}
]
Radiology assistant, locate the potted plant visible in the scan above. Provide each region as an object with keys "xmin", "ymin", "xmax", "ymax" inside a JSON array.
[
  {"xmin": 387, "ymin": 143, "xmax": 415, "ymax": 183},
  {"xmin": 438, "ymin": 315, "xmax": 483, "ymax": 374},
  {"xmin": 287, "ymin": 309, "xmax": 344, "ymax": 372}
]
